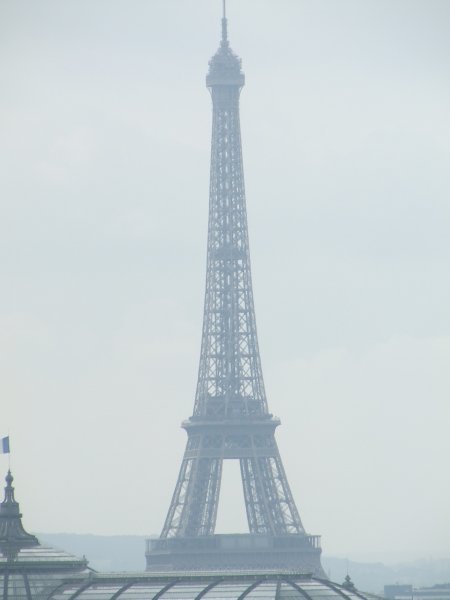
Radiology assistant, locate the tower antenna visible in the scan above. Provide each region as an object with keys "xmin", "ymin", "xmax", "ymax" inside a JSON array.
[{"xmin": 221, "ymin": 0, "xmax": 228, "ymax": 44}]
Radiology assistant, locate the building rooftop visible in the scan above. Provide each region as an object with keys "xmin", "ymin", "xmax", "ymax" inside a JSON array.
[{"xmin": 48, "ymin": 571, "xmax": 374, "ymax": 600}]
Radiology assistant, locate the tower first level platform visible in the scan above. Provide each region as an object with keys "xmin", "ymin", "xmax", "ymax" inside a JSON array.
[
  {"xmin": 146, "ymin": 533, "xmax": 323, "ymax": 574},
  {"xmin": 147, "ymin": 416, "xmax": 325, "ymax": 576}
]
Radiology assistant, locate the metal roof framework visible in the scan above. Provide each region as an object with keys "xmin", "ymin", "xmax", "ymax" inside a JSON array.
[{"xmin": 48, "ymin": 573, "xmax": 372, "ymax": 600}]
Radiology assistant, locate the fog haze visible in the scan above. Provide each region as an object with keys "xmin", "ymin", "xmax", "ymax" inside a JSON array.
[{"xmin": 1, "ymin": 0, "xmax": 449, "ymax": 563}]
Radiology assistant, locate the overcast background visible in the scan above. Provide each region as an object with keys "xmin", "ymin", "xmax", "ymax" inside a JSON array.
[{"xmin": 1, "ymin": 0, "xmax": 449, "ymax": 564}]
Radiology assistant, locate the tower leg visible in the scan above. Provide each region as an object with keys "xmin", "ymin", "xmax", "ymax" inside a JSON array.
[{"xmin": 162, "ymin": 452, "xmax": 223, "ymax": 538}]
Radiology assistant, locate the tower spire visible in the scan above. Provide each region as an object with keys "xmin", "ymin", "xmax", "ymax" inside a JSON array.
[{"xmin": 221, "ymin": 0, "xmax": 228, "ymax": 45}]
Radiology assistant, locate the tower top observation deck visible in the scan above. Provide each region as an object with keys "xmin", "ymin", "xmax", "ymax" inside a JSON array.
[{"xmin": 206, "ymin": 7, "xmax": 245, "ymax": 89}]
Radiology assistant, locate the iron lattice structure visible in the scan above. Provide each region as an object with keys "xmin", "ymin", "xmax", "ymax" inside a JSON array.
[
  {"xmin": 148, "ymin": 10, "xmax": 324, "ymax": 575},
  {"xmin": 161, "ymin": 16, "xmax": 305, "ymax": 542}
]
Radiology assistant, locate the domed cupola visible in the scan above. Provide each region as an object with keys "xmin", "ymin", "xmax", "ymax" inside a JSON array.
[
  {"xmin": 0, "ymin": 471, "xmax": 91, "ymax": 600},
  {"xmin": 0, "ymin": 470, "xmax": 39, "ymax": 561}
]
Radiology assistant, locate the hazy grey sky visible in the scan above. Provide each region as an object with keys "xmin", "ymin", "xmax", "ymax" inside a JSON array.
[{"xmin": 1, "ymin": 0, "xmax": 449, "ymax": 563}]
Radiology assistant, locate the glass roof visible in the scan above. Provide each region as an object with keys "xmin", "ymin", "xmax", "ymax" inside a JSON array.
[
  {"xmin": 0, "ymin": 544, "xmax": 88, "ymax": 565},
  {"xmin": 48, "ymin": 574, "xmax": 374, "ymax": 600},
  {"xmin": 0, "ymin": 540, "xmax": 91, "ymax": 599},
  {"xmin": 203, "ymin": 582, "xmax": 252, "ymax": 599}
]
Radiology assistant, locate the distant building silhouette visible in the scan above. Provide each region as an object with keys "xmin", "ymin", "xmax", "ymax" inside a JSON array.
[{"xmin": 385, "ymin": 584, "xmax": 450, "ymax": 600}]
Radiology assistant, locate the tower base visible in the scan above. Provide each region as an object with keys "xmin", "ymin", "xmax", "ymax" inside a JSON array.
[{"xmin": 146, "ymin": 534, "xmax": 326, "ymax": 577}]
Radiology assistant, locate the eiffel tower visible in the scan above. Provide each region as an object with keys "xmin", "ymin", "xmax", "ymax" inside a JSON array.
[{"xmin": 146, "ymin": 4, "xmax": 325, "ymax": 575}]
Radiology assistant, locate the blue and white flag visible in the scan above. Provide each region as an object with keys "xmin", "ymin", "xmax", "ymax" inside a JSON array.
[{"xmin": 0, "ymin": 437, "xmax": 10, "ymax": 454}]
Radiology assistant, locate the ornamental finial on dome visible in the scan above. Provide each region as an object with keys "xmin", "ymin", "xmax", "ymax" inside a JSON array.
[
  {"xmin": 0, "ymin": 470, "xmax": 39, "ymax": 561},
  {"xmin": 342, "ymin": 575, "xmax": 357, "ymax": 592},
  {"xmin": 2, "ymin": 470, "xmax": 18, "ymax": 509}
]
